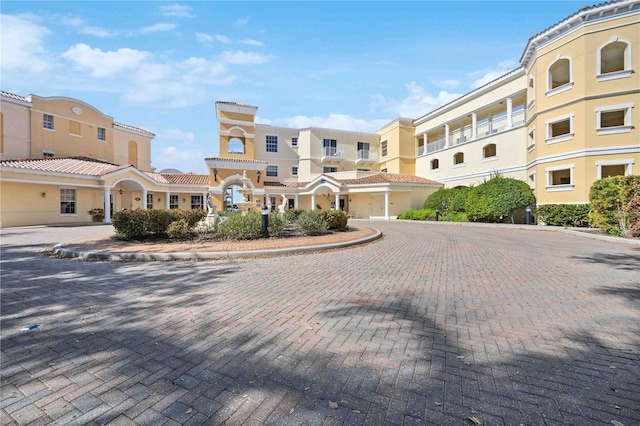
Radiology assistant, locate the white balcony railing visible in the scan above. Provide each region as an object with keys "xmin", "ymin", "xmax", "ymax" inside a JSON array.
[
  {"xmin": 356, "ymin": 149, "xmax": 378, "ymax": 162},
  {"xmin": 322, "ymin": 147, "xmax": 344, "ymax": 161}
]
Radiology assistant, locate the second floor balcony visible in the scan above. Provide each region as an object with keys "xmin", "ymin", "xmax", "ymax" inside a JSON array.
[
  {"xmin": 355, "ymin": 149, "xmax": 378, "ymax": 165},
  {"xmin": 321, "ymin": 146, "xmax": 345, "ymax": 164}
]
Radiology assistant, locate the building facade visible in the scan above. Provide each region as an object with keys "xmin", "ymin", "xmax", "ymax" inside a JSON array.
[{"xmin": 1, "ymin": 0, "xmax": 638, "ymax": 228}]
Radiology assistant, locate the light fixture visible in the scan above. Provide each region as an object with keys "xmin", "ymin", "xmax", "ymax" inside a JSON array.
[
  {"xmin": 213, "ymin": 168, "xmax": 218, "ymax": 182},
  {"xmin": 182, "ymin": 198, "xmax": 186, "ymax": 202},
  {"xmin": 41, "ymin": 192, "xmax": 46, "ymax": 198},
  {"xmin": 119, "ymin": 189, "xmax": 123, "ymax": 195},
  {"xmin": 256, "ymin": 170, "xmax": 261, "ymax": 183}
]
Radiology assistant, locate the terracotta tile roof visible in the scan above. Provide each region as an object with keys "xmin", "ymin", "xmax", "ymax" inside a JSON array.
[
  {"xmin": 0, "ymin": 91, "xmax": 30, "ymax": 103},
  {"xmin": 0, "ymin": 157, "xmax": 128, "ymax": 176},
  {"xmin": 204, "ymin": 157, "xmax": 267, "ymax": 164},
  {"xmin": 160, "ymin": 173, "xmax": 209, "ymax": 185},
  {"xmin": 264, "ymin": 181, "xmax": 307, "ymax": 188},
  {"xmin": 143, "ymin": 171, "xmax": 169, "ymax": 183},
  {"xmin": 337, "ymin": 173, "xmax": 441, "ymax": 186},
  {"xmin": 113, "ymin": 122, "xmax": 155, "ymax": 138}
]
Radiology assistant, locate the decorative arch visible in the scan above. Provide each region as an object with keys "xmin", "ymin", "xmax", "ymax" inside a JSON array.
[
  {"xmin": 598, "ymin": 38, "xmax": 632, "ymax": 76},
  {"xmin": 453, "ymin": 152, "xmax": 464, "ymax": 165},
  {"xmin": 430, "ymin": 158, "xmax": 439, "ymax": 170},
  {"xmin": 227, "ymin": 127, "xmax": 246, "ymax": 154},
  {"xmin": 547, "ymin": 57, "xmax": 572, "ymax": 93},
  {"xmin": 482, "ymin": 143, "xmax": 497, "ymax": 159}
]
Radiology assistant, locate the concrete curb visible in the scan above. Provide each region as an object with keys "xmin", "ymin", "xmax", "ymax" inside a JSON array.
[{"xmin": 52, "ymin": 228, "xmax": 383, "ymax": 261}]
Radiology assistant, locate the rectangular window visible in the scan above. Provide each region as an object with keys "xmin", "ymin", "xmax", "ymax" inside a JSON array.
[
  {"xmin": 43, "ymin": 150, "xmax": 55, "ymax": 158},
  {"xmin": 60, "ymin": 188, "xmax": 76, "ymax": 214},
  {"xmin": 266, "ymin": 165, "xmax": 278, "ymax": 177},
  {"xmin": 381, "ymin": 140, "xmax": 388, "ymax": 157},
  {"xmin": 266, "ymin": 135, "xmax": 278, "ymax": 153},
  {"xmin": 323, "ymin": 139, "xmax": 337, "ymax": 157},
  {"xmin": 596, "ymin": 104, "xmax": 633, "ymax": 135},
  {"xmin": 323, "ymin": 166, "xmax": 337, "ymax": 173},
  {"xmin": 97, "ymin": 127, "xmax": 106, "ymax": 141},
  {"xmin": 357, "ymin": 168, "xmax": 371, "ymax": 172},
  {"xmin": 191, "ymin": 195, "xmax": 204, "ymax": 210},
  {"xmin": 545, "ymin": 113, "xmax": 574, "ymax": 144},
  {"xmin": 527, "ymin": 128, "xmax": 535, "ymax": 151},
  {"xmin": 147, "ymin": 193, "xmax": 154, "ymax": 209},
  {"xmin": 291, "ymin": 137, "xmax": 298, "ymax": 147},
  {"xmin": 43, "ymin": 114, "xmax": 54, "ymax": 130},
  {"xmin": 169, "ymin": 195, "xmax": 179, "ymax": 209},
  {"xmin": 546, "ymin": 164, "xmax": 574, "ymax": 191},
  {"xmin": 291, "ymin": 165, "xmax": 298, "ymax": 176}
]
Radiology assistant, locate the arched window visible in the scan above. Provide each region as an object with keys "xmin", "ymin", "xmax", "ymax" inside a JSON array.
[
  {"xmin": 483, "ymin": 143, "xmax": 497, "ymax": 159},
  {"xmin": 128, "ymin": 140, "xmax": 138, "ymax": 168},
  {"xmin": 548, "ymin": 58, "xmax": 571, "ymax": 91},
  {"xmin": 431, "ymin": 158, "xmax": 439, "ymax": 170},
  {"xmin": 598, "ymin": 39, "xmax": 632, "ymax": 81},
  {"xmin": 228, "ymin": 137, "xmax": 245, "ymax": 154},
  {"xmin": 453, "ymin": 152, "xmax": 464, "ymax": 165}
]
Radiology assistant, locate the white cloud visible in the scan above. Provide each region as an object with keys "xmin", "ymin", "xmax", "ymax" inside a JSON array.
[
  {"xmin": 0, "ymin": 14, "xmax": 55, "ymax": 74},
  {"xmin": 469, "ymin": 60, "xmax": 520, "ymax": 88},
  {"xmin": 154, "ymin": 145, "xmax": 208, "ymax": 174},
  {"xmin": 196, "ymin": 33, "xmax": 214, "ymax": 43},
  {"xmin": 214, "ymin": 34, "xmax": 231, "ymax": 44},
  {"xmin": 161, "ymin": 129, "xmax": 195, "ymax": 143},
  {"xmin": 62, "ymin": 44, "xmax": 151, "ymax": 78},
  {"xmin": 239, "ymin": 39, "xmax": 264, "ymax": 47},
  {"xmin": 236, "ymin": 18, "xmax": 249, "ymax": 25},
  {"xmin": 274, "ymin": 114, "xmax": 390, "ymax": 133},
  {"xmin": 221, "ymin": 50, "xmax": 272, "ymax": 65},
  {"xmin": 371, "ymin": 81, "xmax": 462, "ymax": 118},
  {"xmin": 61, "ymin": 15, "xmax": 119, "ymax": 37},
  {"xmin": 138, "ymin": 23, "xmax": 178, "ymax": 34},
  {"xmin": 433, "ymin": 79, "xmax": 460, "ymax": 89},
  {"xmin": 159, "ymin": 4, "xmax": 195, "ymax": 18}
]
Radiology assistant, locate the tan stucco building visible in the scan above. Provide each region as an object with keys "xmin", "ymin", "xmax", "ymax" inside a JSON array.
[{"xmin": 1, "ymin": 0, "xmax": 638, "ymax": 228}]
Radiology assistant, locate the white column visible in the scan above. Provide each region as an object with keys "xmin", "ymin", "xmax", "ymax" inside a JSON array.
[
  {"xmin": 311, "ymin": 193, "xmax": 316, "ymax": 210},
  {"xmin": 471, "ymin": 112, "xmax": 477, "ymax": 140},
  {"xmin": 294, "ymin": 194, "xmax": 299, "ymax": 209},
  {"xmin": 384, "ymin": 191, "xmax": 390, "ymax": 220},
  {"xmin": 506, "ymin": 97, "xmax": 513, "ymax": 129},
  {"xmin": 488, "ymin": 114, "xmax": 493, "ymax": 134},
  {"xmin": 142, "ymin": 189, "xmax": 148, "ymax": 210},
  {"xmin": 335, "ymin": 193, "xmax": 340, "ymax": 210},
  {"xmin": 266, "ymin": 193, "xmax": 271, "ymax": 210},
  {"xmin": 103, "ymin": 188, "xmax": 111, "ymax": 223},
  {"xmin": 165, "ymin": 193, "xmax": 170, "ymax": 209},
  {"xmin": 444, "ymin": 124, "xmax": 450, "ymax": 147}
]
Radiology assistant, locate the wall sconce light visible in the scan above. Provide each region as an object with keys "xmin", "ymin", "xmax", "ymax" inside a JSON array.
[
  {"xmin": 213, "ymin": 168, "xmax": 218, "ymax": 182},
  {"xmin": 119, "ymin": 189, "xmax": 123, "ymax": 195},
  {"xmin": 157, "ymin": 198, "xmax": 161, "ymax": 202},
  {"xmin": 135, "ymin": 197, "xmax": 141, "ymax": 201},
  {"xmin": 182, "ymin": 198, "xmax": 186, "ymax": 202},
  {"xmin": 41, "ymin": 192, "xmax": 46, "ymax": 198},
  {"xmin": 256, "ymin": 170, "xmax": 261, "ymax": 183}
]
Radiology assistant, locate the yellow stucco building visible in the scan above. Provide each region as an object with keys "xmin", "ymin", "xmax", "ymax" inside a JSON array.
[{"xmin": 1, "ymin": 0, "xmax": 638, "ymax": 228}]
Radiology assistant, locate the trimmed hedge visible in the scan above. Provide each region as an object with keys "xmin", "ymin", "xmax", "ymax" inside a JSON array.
[
  {"xmin": 112, "ymin": 209, "xmax": 206, "ymax": 240},
  {"xmin": 397, "ymin": 208, "xmax": 436, "ymax": 220},
  {"xmin": 536, "ymin": 204, "xmax": 590, "ymax": 227},
  {"xmin": 465, "ymin": 175, "xmax": 534, "ymax": 223},
  {"xmin": 318, "ymin": 209, "xmax": 349, "ymax": 231},
  {"xmin": 589, "ymin": 175, "xmax": 640, "ymax": 237},
  {"xmin": 295, "ymin": 210, "xmax": 328, "ymax": 236}
]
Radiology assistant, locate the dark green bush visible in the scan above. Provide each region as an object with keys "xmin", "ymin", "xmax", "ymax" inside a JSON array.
[
  {"xmin": 318, "ymin": 210, "xmax": 349, "ymax": 230},
  {"xmin": 284, "ymin": 209, "xmax": 304, "ymax": 223},
  {"xmin": 295, "ymin": 210, "xmax": 327, "ymax": 236},
  {"xmin": 442, "ymin": 212, "xmax": 468, "ymax": 222},
  {"xmin": 112, "ymin": 209, "xmax": 207, "ymax": 240},
  {"xmin": 465, "ymin": 175, "xmax": 534, "ymax": 223},
  {"xmin": 397, "ymin": 208, "xmax": 436, "ymax": 220},
  {"xmin": 213, "ymin": 211, "xmax": 262, "ymax": 240},
  {"xmin": 167, "ymin": 219, "xmax": 192, "ymax": 239},
  {"xmin": 589, "ymin": 175, "xmax": 640, "ymax": 237},
  {"xmin": 536, "ymin": 204, "xmax": 590, "ymax": 227},
  {"xmin": 268, "ymin": 212, "xmax": 286, "ymax": 237},
  {"xmin": 450, "ymin": 187, "xmax": 471, "ymax": 213}
]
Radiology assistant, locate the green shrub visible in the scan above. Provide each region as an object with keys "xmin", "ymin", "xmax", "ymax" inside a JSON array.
[
  {"xmin": 397, "ymin": 208, "xmax": 436, "ymax": 220},
  {"xmin": 465, "ymin": 175, "xmax": 535, "ymax": 223},
  {"xmin": 442, "ymin": 212, "xmax": 468, "ymax": 222},
  {"xmin": 284, "ymin": 209, "xmax": 304, "ymax": 223},
  {"xmin": 295, "ymin": 210, "xmax": 327, "ymax": 236},
  {"xmin": 450, "ymin": 187, "xmax": 471, "ymax": 213},
  {"xmin": 268, "ymin": 212, "xmax": 286, "ymax": 237},
  {"xmin": 112, "ymin": 209, "xmax": 207, "ymax": 240},
  {"xmin": 537, "ymin": 204, "xmax": 590, "ymax": 227},
  {"xmin": 213, "ymin": 211, "xmax": 262, "ymax": 240},
  {"xmin": 167, "ymin": 219, "xmax": 192, "ymax": 239},
  {"xmin": 318, "ymin": 210, "xmax": 349, "ymax": 230},
  {"xmin": 112, "ymin": 209, "xmax": 148, "ymax": 239},
  {"xmin": 589, "ymin": 175, "xmax": 640, "ymax": 237}
]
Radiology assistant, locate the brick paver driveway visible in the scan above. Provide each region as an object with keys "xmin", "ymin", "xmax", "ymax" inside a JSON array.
[{"xmin": 1, "ymin": 221, "xmax": 638, "ymax": 425}]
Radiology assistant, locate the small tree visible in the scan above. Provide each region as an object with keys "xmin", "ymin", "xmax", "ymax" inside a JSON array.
[
  {"xmin": 589, "ymin": 175, "xmax": 640, "ymax": 237},
  {"xmin": 465, "ymin": 174, "xmax": 535, "ymax": 223}
]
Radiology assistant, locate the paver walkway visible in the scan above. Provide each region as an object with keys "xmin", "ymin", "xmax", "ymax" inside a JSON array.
[{"xmin": 1, "ymin": 221, "xmax": 638, "ymax": 425}]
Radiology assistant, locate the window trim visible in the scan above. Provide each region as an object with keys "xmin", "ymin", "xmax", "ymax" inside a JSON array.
[
  {"xmin": 191, "ymin": 194, "xmax": 204, "ymax": 210},
  {"xmin": 291, "ymin": 136, "xmax": 298, "ymax": 147},
  {"xmin": 43, "ymin": 150, "xmax": 55, "ymax": 158},
  {"xmin": 528, "ymin": 171, "xmax": 536, "ymax": 191},
  {"xmin": 43, "ymin": 114, "xmax": 54, "ymax": 131},
  {"xmin": 430, "ymin": 158, "xmax": 440, "ymax": 170},
  {"xmin": 597, "ymin": 38, "xmax": 633, "ymax": 81},
  {"xmin": 266, "ymin": 135, "xmax": 278, "ymax": 153},
  {"xmin": 97, "ymin": 127, "xmax": 106, "ymax": 141},
  {"xmin": 546, "ymin": 57, "xmax": 574, "ymax": 97},
  {"xmin": 596, "ymin": 103, "xmax": 634, "ymax": 135},
  {"xmin": 59, "ymin": 187, "xmax": 77, "ymax": 215},
  {"xmin": 291, "ymin": 165, "xmax": 298, "ymax": 176},
  {"xmin": 169, "ymin": 194, "xmax": 179, "ymax": 210},
  {"xmin": 453, "ymin": 152, "xmax": 465, "ymax": 167},
  {"xmin": 146, "ymin": 193, "xmax": 154, "ymax": 210},
  {"xmin": 481, "ymin": 143, "xmax": 497, "ymax": 160},
  {"xmin": 266, "ymin": 164, "xmax": 278, "ymax": 177},
  {"xmin": 545, "ymin": 164, "xmax": 575, "ymax": 192},
  {"xmin": 545, "ymin": 113, "xmax": 574, "ymax": 144},
  {"xmin": 527, "ymin": 127, "xmax": 536, "ymax": 152},
  {"xmin": 596, "ymin": 159, "xmax": 634, "ymax": 179},
  {"xmin": 381, "ymin": 140, "xmax": 388, "ymax": 157}
]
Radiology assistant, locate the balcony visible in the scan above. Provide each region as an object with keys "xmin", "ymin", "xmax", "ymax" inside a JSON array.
[
  {"xmin": 321, "ymin": 147, "xmax": 345, "ymax": 164},
  {"xmin": 355, "ymin": 149, "xmax": 378, "ymax": 165}
]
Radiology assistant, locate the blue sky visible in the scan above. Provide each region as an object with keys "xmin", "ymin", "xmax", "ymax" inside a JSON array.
[{"xmin": 2, "ymin": 1, "xmax": 585, "ymax": 174}]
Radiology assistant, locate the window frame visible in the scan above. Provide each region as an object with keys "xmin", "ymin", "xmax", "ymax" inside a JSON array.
[
  {"xmin": 43, "ymin": 114, "xmax": 54, "ymax": 130},
  {"xmin": 323, "ymin": 166, "xmax": 337, "ymax": 173},
  {"xmin": 381, "ymin": 140, "xmax": 388, "ymax": 157},
  {"xmin": 545, "ymin": 113, "xmax": 574, "ymax": 144},
  {"xmin": 266, "ymin": 165, "xmax": 278, "ymax": 177},
  {"xmin": 546, "ymin": 57, "xmax": 574, "ymax": 96},
  {"xmin": 60, "ymin": 188, "xmax": 77, "ymax": 215},
  {"xmin": 597, "ymin": 38, "xmax": 633, "ymax": 81},
  {"xmin": 291, "ymin": 165, "xmax": 298, "ymax": 176},
  {"xmin": 430, "ymin": 158, "xmax": 440, "ymax": 170},
  {"xmin": 97, "ymin": 127, "xmax": 106, "ymax": 141},
  {"xmin": 43, "ymin": 150, "xmax": 55, "ymax": 158},
  {"xmin": 169, "ymin": 194, "xmax": 179, "ymax": 209},
  {"xmin": 545, "ymin": 164, "xmax": 575, "ymax": 192},
  {"xmin": 453, "ymin": 152, "xmax": 465, "ymax": 167},
  {"xmin": 596, "ymin": 103, "xmax": 634, "ymax": 135},
  {"xmin": 596, "ymin": 159, "xmax": 634, "ymax": 179},
  {"xmin": 266, "ymin": 135, "xmax": 278, "ymax": 153},
  {"xmin": 527, "ymin": 127, "xmax": 536, "ymax": 151},
  {"xmin": 191, "ymin": 194, "xmax": 204, "ymax": 210},
  {"xmin": 481, "ymin": 143, "xmax": 497, "ymax": 161},
  {"xmin": 146, "ymin": 193, "xmax": 154, "ymax": 210},
  {"xmin": 291, "ymin": 137, "xmax": 298, "ymax": 147}
]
